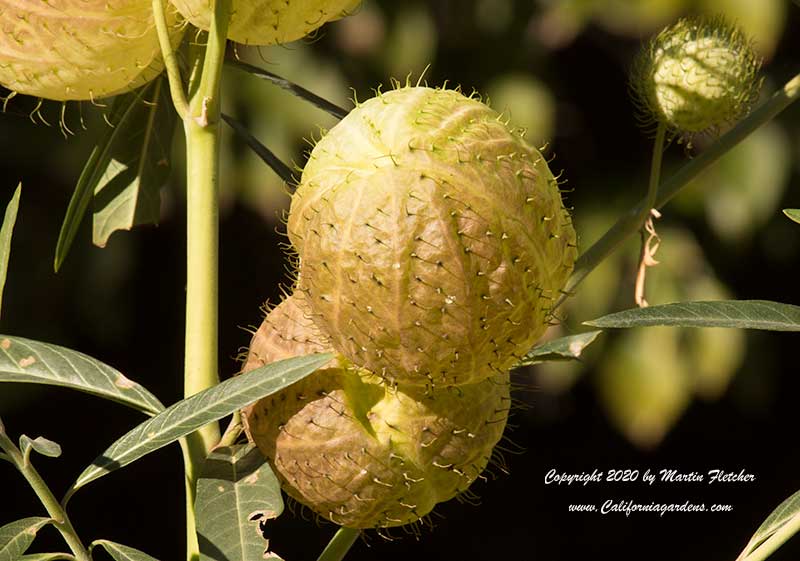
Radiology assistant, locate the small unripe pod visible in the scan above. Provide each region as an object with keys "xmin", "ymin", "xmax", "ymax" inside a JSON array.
[
  {"xmin": 0, "ymin": 0, "xmax": 182, "ymax": 101},
  {"xmin": 241, "ymin": 293, "xmax": 510, "ymax": 529},
  {"xmin": 288, "ymin": 86, "xmax": 577, "ymax": 388},
  {"xmin": 630, "ymin": 15, "xmax": 762, "ymax": 135},
  {"xmin": 169, "ymin": 0, "xmax": 360, "ymax": 46}
]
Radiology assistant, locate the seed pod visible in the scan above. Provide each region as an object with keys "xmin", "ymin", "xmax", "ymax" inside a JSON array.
[
  {"xmin": 170, "ymin": 0, "xmax": 360, "ymax": 46},
  {"xmin": 0, "ymin": 0, "xmax": 182, "ymax": 101},
  {"xmin": 288, "ymin": 86, "xmax": 577, "ymax": 388},
  {"xmin": 241, "ymin": 293, "xmax": 510, "ymax": 529},
  {"xmin": 630, "ymin": 15, "xmax": 762, "ymax": 136}
]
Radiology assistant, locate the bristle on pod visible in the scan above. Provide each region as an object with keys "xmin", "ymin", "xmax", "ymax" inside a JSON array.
[
  {"xmin": 0, "ymin": 0, "xmax": 183, "ymax": 101},
  {"xmin": 241, "ymin": 292, "xmax": 510, "ymax": 529},
  {"xmin": 170, "ymin": 0, "xmax": 361, "ymax": 46},
  {"xmin": 287, "ymin": 85, "xmax": 577, "ymax": 388}
]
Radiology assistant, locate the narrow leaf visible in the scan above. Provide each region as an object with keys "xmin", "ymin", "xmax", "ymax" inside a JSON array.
[
  {"xmin": 0, "ymin": 517, "xmax": 51, "ymax": 561},
  {"xmin": 54, "ymin": 82, "xmax": 151, "ymax": 271},
  {"xmin": 737, "ymin": 489, "xmax": 800, "ymax": 561},
  {"xmin": 226, "ymin": 58, "xmax": 349, "ymax": 119},
  {"xmin": 93, "ymin": 77, "xmax": 176, "ymax": 248},
  {"xmin": 91, "ymin": 540, "xmax": 159, "ymax": 561},
  {"xmin": 784, "ymin": 209, "xmax": 800, "ymax": 225},
  {"xmin": 70, "ymin": 353, "xmax": 331, "ymax": 492},
  {"xmin": 0, "ymin": 335, "xmax": 164, "ymax": 416},
  {"xmin": 0, "ymin": 183, "xmax": 21, "ymax": 319},
  {"xmin": 585, "ymin": 300, "xmax": 800, "ymax": 331},
  {"xmin": 20, "ymin": 554, "xmax": 75, "ymax": 561},
  {"xmin": 196, "ymin": 444, "xmax": 284, "ymax": 561},
  {"xmin": 221, "ymin": 114, "xmax": 295, "ymax": 185},
  {"xmin": 19, "ymin": 435, "xmax": 62, "ymax": 459},
  {"xmin": 517, "ymin": 330, "xmax": 602, "ymax": 366}
]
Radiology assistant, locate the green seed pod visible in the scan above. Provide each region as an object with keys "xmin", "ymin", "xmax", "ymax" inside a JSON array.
[
  {"xmin": 170, "ymin": 0, "xmax": 360, "ymax": 46},
  {"xmin": 288, "ymin": 86, "xmax": 577, "ymax": 388},
  {"xmin": 0, "ymin": 0, "xmax": 182, "ymax": 101},
  {"xmin": 241, "ymin": 293, "xmax": 510, "ymax": 529},
  {"xmin": 630, "ymin": 15, "xmax": 762, "ymax": 135}
]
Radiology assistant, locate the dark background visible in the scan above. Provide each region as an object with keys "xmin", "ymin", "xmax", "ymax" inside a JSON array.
[{"xmin": 2, "ymin": 1, "xmax": 800, "ymax": 560}]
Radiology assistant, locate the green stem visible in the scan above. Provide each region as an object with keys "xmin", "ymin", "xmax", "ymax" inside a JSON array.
[
  {"xmin": 559, "ymin": 71, "xmax": 800, "ymax": 306},
  {"xmin": 316, "ymin": 527, "xmax": 360, "ymax": 561},
  {"xmin": 151, "ymin": 0, "xmax": 189, "ymax": 119},
  {"xmin": 0, "ymin": 428, "xmax": 90, "ymax": 561},
  {"xmin": 641, "ymin": 123, "xmax": 666, "ymax": 224},
  {"xmin": 177, "ymin": 2, "xmax": 232, "ymax": 561}
]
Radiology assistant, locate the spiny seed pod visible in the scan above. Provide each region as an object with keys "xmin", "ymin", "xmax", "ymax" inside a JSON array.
[
  {"xmin": 630, "ymin": 15, "xmax": 762, "ymax": 135},
  {"xmin": 241, "ymin": 293, "xmax": 510, "ymax": 529},
  {"xmin": 0, "ymin": 0, "xmax": 183, "ymax": 101},
  {"xmin": 288, "ymin": 85, "xmax": 577, "ymax": 388},
  {"xmin": 170, "ymin": 0, "xmax": 360, "ymax": 46}
]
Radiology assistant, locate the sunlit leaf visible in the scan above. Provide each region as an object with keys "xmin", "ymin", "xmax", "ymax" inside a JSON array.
[
  {"xmin": 19, "ymin": 435, "xmax": 62, "ymax": 459},
  {"xmin": 784, "ymin": 209, "xmax": 800, "ymax": 225},
  {"xmin": 196, "ymin": 444, "xmax": 284, "ymax": 561},
  {"xmin": 0, "ymin": 183, "xmax": 20, "ymax": 320},
  {"xmin": 92, "ymin": 77, "xmax": 176, "ymax": 248},
  {"xmin": 585, "ymin": 300, "xmax": 800, "ymax": 331},
  {"xmin": 0, "ymin": 335, "xmax": 164, "ymax": 416},
  {"xmin": 91, "ymin": 540, "xmax": 159, "ymax": 561},
  {"xmin": 736, "ymin": 489, "xmax": 800, "ymax": 561},
  {"xmin": 70, "ymin": 353, "xmax": 331, "ymax": 492},
  {"xmin": 0, "ymin": 517, "xmax": 51, "ymax": 561},
  {"xmin": 19, "ymin": 554, "xmax": 75, "ymax": 561},
  {"xmin": 517, "ymin": 330, "xmax": 602, "ymax": 366}
]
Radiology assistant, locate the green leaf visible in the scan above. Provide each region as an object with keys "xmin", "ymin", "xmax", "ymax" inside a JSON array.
[
  {"xmin": 226, "ymin": 59, "xmax": 348, "ymax": 119},
  {"xmin": 784, "ymin": 209, "xmax": 800, "ymax": 225},
  {"xmin": 54, "ymin": 77, "xmax": 175, "ymax": 271},
  {"xmin": 90, "ymin": 540, "xmax": 159, "ymax": 561},
  {"xmin": 70, "ymin": 353, "xmax": 331, "ymax": 493},
  {"xmin": 736, "ymin": 489, "xmax": 800, "ymax": 561},
  {"xmin": 92, "ymin": 77, "xmax": 176, "ymax": 248},
  {"xmin": 585, "ymin": 300, "xmax": 800, "ymax": 331},
  {"xmin": 0, "ymin": 517, "xmax": 51, "ymax": 561},
  {"xmin": 0, "ymin": 335, "xmax": 164, "ymax": 416},
  {"xmin": 20, "ymin": 554, "xmax": 75, "ymax": 561},
  {"xmin": 0, "ymin": 183, "xmax": 21, "ymax": 320},
  {"xmin": 19, "ymin": 435, "xmax": 62, "ymax": 459},
  {"xmin": 196, "ymin": 444, "xmax": 284, "ymax": 561},
  {"xmin": 517, "ymin": 330, "xmax": 602, "ymax": 366}
]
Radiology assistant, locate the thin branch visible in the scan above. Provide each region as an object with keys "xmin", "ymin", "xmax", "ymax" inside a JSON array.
[{"xmin": 152, "ymin": 0, "xmax": 190, "ymax": 119}]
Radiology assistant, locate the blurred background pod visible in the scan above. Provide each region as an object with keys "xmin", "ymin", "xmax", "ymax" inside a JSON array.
[
  {"xmin": 169, "ymin": 0, "xmax": 361, "ymax": 45},
  {"xmin": 0, "ymin": 0, "xmax": 183, "ymax": 101}
]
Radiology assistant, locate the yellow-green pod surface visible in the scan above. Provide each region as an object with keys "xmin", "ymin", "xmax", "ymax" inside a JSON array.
[
  {"xmin": 170, "ymin": 0, "xmax": 360, "ymax": 45},
  {"xmin": 0, "ymin": 0, "xmax": 182, "ymax": 101}
]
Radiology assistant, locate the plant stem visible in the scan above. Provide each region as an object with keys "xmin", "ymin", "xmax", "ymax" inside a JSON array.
[
  {"xmin": 0, "ymin": 427, "xmax": 90, "ymax": 561},
  {"xmin": 316, "ymin": 527, "xmax": 360, "ymax": 561},
  {"xmin": 559, "ymin": 71, "xmax": 800, "ymax": 307},
  {"xmin": 178, "ymin": 2, "xmax": 231, "ymax": 561},
  {"xmin": 152, "ymin": 0, "xmax": 189, "ymax": 120}
]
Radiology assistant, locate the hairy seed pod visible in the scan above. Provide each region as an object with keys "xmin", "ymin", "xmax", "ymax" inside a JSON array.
[
  {"xmin": 241, "ymin": 293, "xmax": 510, "ymax": 529},
  {"xmin": 170, "ymin": 0, "xmax": 360, "ymax": 45},
  {"xmin": 288, "ymin": 86, "xmax": 577, "ymax": 388},
  {"xmin": 630, "ymin": 15, "xmax": 762, "ymax": 135},
  {"xmin": 0, "ymin": 0, "xmax": 182, "ymax": 101}
]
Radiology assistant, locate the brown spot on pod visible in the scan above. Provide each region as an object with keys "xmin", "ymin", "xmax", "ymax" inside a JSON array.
[
  {"xmin": 288, "ymin": 86, "xmax": 578, "ymax": 387},
  {"xmin": 241, "ymin": 293, "xmax": 510, "ymax": 529}
]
